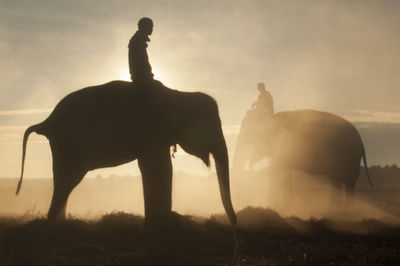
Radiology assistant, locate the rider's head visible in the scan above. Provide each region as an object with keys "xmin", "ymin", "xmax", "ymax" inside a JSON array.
[
  {"xmin": 138, "ymin": 17, "xmax": 153, "ymax": 36},
  {"xmin": 257, "ymin": 82, "xmax": 266, "ymax": 93}
]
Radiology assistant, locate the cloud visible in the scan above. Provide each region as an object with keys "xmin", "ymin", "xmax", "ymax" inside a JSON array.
[
  {"xmin": 0, "ymin": 125, "xmax": 45, "ymax": 143},
  {"xmin": 336, "ymin": 109, "xmax": 400, "ymax": 124},
  {"xmin": 0, "ymin": 125, "xmax": 26, "ymax": 131},
  {"xmin": 0, "ymin": 109, "xmax": 52, "ymax": 116}
]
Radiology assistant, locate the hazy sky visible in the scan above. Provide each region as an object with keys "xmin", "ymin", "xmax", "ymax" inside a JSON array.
[{"xmin": 1, "ymin": 0, "xmax": 400, "ymax": 177}]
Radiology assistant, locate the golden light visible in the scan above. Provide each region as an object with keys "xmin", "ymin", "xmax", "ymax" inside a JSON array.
[
  {"xmin": 116, "ymin": 67, "xmax": 131, "ymax": 81},
  {"xmin": 115, "ymin": 66, "xmax": 171, "ymax": 85},
  {"xmin": 153, "ymin": 67, "xmax": 172, "ymax": 86}
]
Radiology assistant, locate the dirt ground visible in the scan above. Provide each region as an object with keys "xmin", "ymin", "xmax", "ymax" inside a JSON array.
[{"xmin": 0, "ymin": 207, "xmax": 399, "ymax": 266}]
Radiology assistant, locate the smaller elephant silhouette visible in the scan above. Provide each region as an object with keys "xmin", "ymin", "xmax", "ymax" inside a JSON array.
[
  {"xmin": 16, "ymin": 81, "xmax": 237, "ymax": 227},
  {"xmin": 233, "ymin": 109, "xmax": 372, "ymax": 204}
]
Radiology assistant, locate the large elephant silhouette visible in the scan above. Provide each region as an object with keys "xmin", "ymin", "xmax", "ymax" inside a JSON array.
[
  {"xmin": 16, "ymin": 81, "xmax": 237, "ymax": 226},
  {"xmin": 232, "ymin": 109, "xmax": 372, "ymax": 203}
]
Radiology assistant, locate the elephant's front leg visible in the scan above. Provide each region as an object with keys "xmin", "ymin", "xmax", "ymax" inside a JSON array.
[{"xmin": 138, "ymin": 147, "xmax": 173, "ymax": 225}]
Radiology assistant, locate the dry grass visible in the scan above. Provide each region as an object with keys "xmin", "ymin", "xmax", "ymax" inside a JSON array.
[{"xmin": 0, "ymin": 207, "xmax": 399, "ymax": 265}]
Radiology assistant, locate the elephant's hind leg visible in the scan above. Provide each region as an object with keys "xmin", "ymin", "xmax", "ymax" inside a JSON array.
[
  {"xmin": 345, "ymin": 178, "xmax": 357, "ymax": 206},
  {"xmin": 48, "ymin": 163, "xmax": 86, "ymax": 221},
  {"xmin": 329, "ymin": 178, "xmax": 343, "ymax": 206},
  {"xmin": 344, "ymin": 165, "xmax": 360, "ymax": 206}
]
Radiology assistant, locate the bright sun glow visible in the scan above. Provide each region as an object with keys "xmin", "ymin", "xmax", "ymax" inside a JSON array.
[
  {"xmin": 116, "ymin": 67, "xmax": 131, "ymax": 81},
  {"xmin": 116, "ymin": 66, "xmax": 171, "ymax": 85},
  {"xmin": 152, "ymin": 69, "xmax": 171, "ymax": 85}
]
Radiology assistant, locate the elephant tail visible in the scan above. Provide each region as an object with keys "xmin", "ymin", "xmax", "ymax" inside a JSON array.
[
  {"xmin": 362, "ymin": 149, "xmax": 373, "ymax": 188},
  {"xmin": 16, "ymin": 122, "xmax": 46, "ymax": 195}
]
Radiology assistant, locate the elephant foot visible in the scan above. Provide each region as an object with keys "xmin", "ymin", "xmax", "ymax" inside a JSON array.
[
  {"xmin": 47, "ymin": 206, "xmax": 67, "ymax": 222},
  {"xmin": 144, "ymin": 211, "xmax": 200, "ymax": 253},
  {"xmin": 145, "ymin": 211, "xmax": 183, "ymax": 236},
  {"xmin": 47, "ymin": 213, "xmax": 66, "ymax": 222}
]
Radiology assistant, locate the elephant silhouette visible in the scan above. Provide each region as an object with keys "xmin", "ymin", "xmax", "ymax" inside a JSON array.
[
  {"xmin": 232, "ymin": 109, "xmax": 373, "ymax": 204},
  {"xmin": 16, "ymin": 81, "xmax": 237, "ymax": 226}
]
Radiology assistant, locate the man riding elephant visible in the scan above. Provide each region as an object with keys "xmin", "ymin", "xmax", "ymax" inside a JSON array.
[
  {"xmin": 251, "ymin": 82, "xmax": 274, "ymax": 115},
  {"xmin": 128, "ymin": 17, "xmax": 155, "ymax": 85}
]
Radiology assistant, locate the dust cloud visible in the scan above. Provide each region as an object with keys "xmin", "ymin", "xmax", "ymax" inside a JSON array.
[
  {"xmin": 1, "ymin": 0, "xmax": 400, "ymax": 232},
  {"xmin": 2, "ymin": 165, "xmax": 400, "ymax": 232}
]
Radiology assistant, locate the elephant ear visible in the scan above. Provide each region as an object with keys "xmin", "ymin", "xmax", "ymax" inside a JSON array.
[
  {"xmin": 179, "ymin": 141, "xmax": 211, "ymax": 167},
  {"xmin": 178, "ymin": 118, "xmax": 213, "ymax": 167},
  {"xmin": 200, "ymin": 152, "xmax": 210, "ymax": 167}
]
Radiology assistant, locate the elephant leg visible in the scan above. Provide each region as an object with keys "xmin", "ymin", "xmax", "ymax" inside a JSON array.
[
  {"xmin": 48, "ymin": 161, "xmax": 86, "ymax": 221},
  {"xmin": 345, "ymin": 165, "xmax": 360, "ymax": 206},
  {"xmin": 345, "ymin": 179, "xmax": 357, "ymax": 206},
  {"xmin": 269, "ymin": 166, "xmax": 293, "ymax": 210},
  {"xmin": 280, "ymin": 171, "xmax": 293, "ymax": 210},
  {"xmin": 138, "ymin": 147, "xmax": 173, "ymax": 228},
  {"xmin": 329, "ymin": 178, "xmax": 343, "ymax": 206}
]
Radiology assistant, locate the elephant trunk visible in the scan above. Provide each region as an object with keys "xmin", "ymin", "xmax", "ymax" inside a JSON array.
[{"xmin": 212, "ymin": 133, "xmax": 237, "ymax": 226}]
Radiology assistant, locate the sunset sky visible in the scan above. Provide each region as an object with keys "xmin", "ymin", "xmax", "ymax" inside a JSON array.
[{"xmin": 1, "ymin": 0, "xmax": 400, "ymax": 178}]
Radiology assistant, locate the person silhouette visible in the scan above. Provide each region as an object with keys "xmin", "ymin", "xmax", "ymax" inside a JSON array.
[
  {"xmin": 252, "ymin": 82, "xmax": 274, "ymax": 115},
  {"xmin": 128, "ymin": 17, "xmax": 155, "ymax": 84}
]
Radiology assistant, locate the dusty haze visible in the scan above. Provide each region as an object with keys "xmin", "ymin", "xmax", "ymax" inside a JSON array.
[{"xmin": 1, "ymin": 0, "xmax": 400, "ymax": 220}]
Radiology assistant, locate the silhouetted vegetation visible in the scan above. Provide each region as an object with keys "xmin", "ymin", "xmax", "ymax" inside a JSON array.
[
  {"xmin": 359, "ymin": 164, "xmax": 400, "ymax": 188},
  {"xmin": 1, "ymin": 208, "xmax": 400, "ymax": 265},
  {"xmin": 2, "ymin": 167, "xmax": 400, "ymax": 264}
]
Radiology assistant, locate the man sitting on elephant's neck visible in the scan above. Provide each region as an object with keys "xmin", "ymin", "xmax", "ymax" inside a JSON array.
[
  {"xmin": 128, "ymin": 17, "xmax": 155, "ymax": 86},
  {"xmin": 252, "ymin": 82, "xmax": 274, "ymax": 115}
]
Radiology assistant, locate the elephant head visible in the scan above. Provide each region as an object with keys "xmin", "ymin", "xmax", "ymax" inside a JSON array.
[
  {"xmin": 232, "ymin": 109, "xmax": 275, "ymax": 174},
  {"xmin": 16, "ymin": 80, "xmax": 237, "ymax": 226}
]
